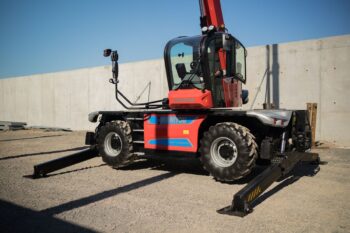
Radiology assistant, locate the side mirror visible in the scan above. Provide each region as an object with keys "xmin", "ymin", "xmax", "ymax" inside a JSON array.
[
  {"xmin": 104, "ymin": 49, "xmax": 112, "ymax": 57},
  {"xmin": 104, "ymin": 49, "xmax": 119, "ymax": 62}
]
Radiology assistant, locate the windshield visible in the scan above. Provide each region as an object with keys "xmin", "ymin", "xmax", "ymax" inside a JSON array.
[{"xmin": 166, "ymin": 36, "xmax": 203, "ymax": 89}]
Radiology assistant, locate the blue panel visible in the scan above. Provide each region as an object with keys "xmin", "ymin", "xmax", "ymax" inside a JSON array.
[
  {"xmin": 148, "ymin": 115, "xmax": 197, "ymax": 125},
  {"xmin": 148, "ymin": 138, "xmax": 193, "ymax": 147}
]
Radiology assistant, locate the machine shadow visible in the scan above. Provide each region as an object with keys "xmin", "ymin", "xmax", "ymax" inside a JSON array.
[
  {"xmin": 120, "ymin": 157, "xmax": 209, "ymax": 176},
  {"xmin": 46, "ymin": 164, "xmax": 107, "ymax": 178},
  {"xmin": 263, "ymin": 44, "xmax": 280, "ymax": 109},
  {"xmin": 272, "ymin": 44, "xmax": 280, "ymax": 109},
  {"xmin": 121, "ymin": 158, "xmax": 320, "ymax": 193},
  {"xmin": 120, "ymin": 157, "xmax": 270, "ymax": 184},
  {"xmin": 23, "ymin": 163, "xmax": 107, "ymax": 179},
  {"xmin": 0, "ymin": 199, "xmax": 96, "ymax": 233},
  {"xmin": 41, "ymin": 172, "xmax": 177, "ymax": 216},
  {"xmin": 0, "ymin": 146, "xmax": 89, "ymax": 161}
]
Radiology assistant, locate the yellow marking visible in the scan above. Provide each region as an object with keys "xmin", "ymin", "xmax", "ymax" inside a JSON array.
[
  {"xmin": 183, "ymin": 129, "xmax": 189, "ymax": 135},
  {"xmin": 246, "ymin": 186, "xmax": 262, "ymax": 202}
]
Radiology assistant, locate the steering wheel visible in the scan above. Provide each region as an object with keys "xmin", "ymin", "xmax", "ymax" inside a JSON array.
[{"xmin": 175, "ymin": 59, "xmax": 203, "ymax": 90}]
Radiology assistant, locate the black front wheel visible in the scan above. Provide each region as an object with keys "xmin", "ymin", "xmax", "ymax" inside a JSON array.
[
  {"xmin": 97, "ymin": 120, "xmax": 134, "ymax": 168},
  {"xmin": 199, "ymin": 123, "xmax": 258, "ymax": 182}
]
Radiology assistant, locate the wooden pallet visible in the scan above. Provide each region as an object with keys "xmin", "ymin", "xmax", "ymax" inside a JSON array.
[{"xmin": 307, "ymin": 103, "xmax": 317, "ymax": 147}]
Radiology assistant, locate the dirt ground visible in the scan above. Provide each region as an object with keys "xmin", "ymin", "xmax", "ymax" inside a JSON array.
[{"xmin": 0, "ymin": 129, "xmax": 349, "ymax": 233}]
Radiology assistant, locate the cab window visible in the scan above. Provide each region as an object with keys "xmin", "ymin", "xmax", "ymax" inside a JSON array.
[
  {"xmin": 168, "ymin": 36, "xmax": 202, "ymax": 89},
  {"xmin": 234, "ymin": 40, "xmax": 246, "ymax": 83},
  {"xmin": 225, "ymin": 38, "xmax": 246, "ymax": 83}
]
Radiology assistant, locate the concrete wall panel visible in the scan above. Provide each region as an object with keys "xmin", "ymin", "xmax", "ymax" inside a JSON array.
[
  {"xmin": 26, "ymin": 75, "xmax": 42, "ymax": 126},
  {"xmin": 2, "ymin": 79, "xmax": 16, "ymax": 121},
  {"xmin": 88, "ymin": 66, "xmax": 114, "ymax": 113},
  {"xmin": 40, "ymin": 75, "xmax": 55, "ymax": 127},
  {"xmin": 53, "ymin": 72, "xmax": 71, "ymax": 128},
  {"xmin": 0, "ymin": 80, "xmax": 3, "ymax": 119}
]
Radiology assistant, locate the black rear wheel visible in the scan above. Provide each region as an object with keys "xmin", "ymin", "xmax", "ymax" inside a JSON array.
[
  {"xmin": 97, "ymin": 120, "xmax": 134, "ymax": 167},
  {"xmin": 199, "ymin": 122, "xmax": 258, "ymax": 182}
]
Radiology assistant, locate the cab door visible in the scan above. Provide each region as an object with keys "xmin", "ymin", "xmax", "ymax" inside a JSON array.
[{"xmin": 205, "ymin": 34, "xmax": 246, "ymax": 107}]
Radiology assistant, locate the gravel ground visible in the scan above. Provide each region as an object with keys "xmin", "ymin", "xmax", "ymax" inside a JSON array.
[{"xmin": 0, "ymin": 129, "xmax": 349, "ymax": 233}]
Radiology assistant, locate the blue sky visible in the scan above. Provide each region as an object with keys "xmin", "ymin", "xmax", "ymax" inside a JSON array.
[{"xmin": 0, "ymin": 0, "xmax": 349, "ymax": 79}]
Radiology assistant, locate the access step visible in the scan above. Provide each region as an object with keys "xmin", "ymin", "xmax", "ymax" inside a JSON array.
[
  {"xmin": 132, "ymin": 129, "xmax": 144, "ymax": 132},
  {"xmin": 126, "ymin": 118, "xmax": 144, "ymax": 121},
  {"xmin": 133, "ymin": 141, "xmax": 144, "ymax": 144}
]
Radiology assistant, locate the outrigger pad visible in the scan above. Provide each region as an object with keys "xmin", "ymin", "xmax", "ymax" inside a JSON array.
[{"xmin": 217, "ymin": 205, "xmax": 252, "ymax": 217}]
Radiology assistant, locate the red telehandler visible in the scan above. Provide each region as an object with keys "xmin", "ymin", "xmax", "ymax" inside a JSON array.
[{"xmin": 33, "ymin": 0, "xmax": 320, "ymax": 216}]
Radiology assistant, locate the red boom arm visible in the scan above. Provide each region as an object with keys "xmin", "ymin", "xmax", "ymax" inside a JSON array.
[{"xmin": 199, "ymin": 0, "xmax": 225, "ymax": 31}]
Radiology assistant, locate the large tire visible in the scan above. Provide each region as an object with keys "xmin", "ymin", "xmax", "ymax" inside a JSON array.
[
  {"xmin": 97, "ymin": 120, "xmax": 134, "ymax": 168},
  {"xmin": 199, "ymin": 122, "xmax": 258, "ymax": 182}
]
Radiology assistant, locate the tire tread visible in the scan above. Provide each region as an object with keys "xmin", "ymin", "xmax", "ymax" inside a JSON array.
[{"xmin": 199, "ymin": 122, "xmax": 258, "ymax": 182}]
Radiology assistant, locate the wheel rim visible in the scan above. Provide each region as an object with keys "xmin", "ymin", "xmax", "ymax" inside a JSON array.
[
  {"xmin": 210, "ymin": 137, "xmax": 238, "ymax": 167},
  {"xmin": 104, "ymin": 132, "xmax": 123, "ymax": 157}
]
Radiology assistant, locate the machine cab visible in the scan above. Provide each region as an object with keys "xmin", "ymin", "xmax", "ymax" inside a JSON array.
[{"xmin": 164, "ymin": 32, "xmax": 247, "ymax": 108}]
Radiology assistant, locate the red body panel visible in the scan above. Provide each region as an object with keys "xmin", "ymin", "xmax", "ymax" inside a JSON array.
[
  {"xmin": 222, "ymin": 79, "xmax": 242, "ymax": 107},
  {"xmin": 144, "ymin": 114, "xmax": 206, "ymax": 152},
  {"xmin": 168, "ymin": 89, "xmax": 213, "ymax": 109}
]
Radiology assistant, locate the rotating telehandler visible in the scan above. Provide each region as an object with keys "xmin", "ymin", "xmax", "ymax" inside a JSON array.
[{"xmin": 33, "ymin": 0, "xmax": 320, "ymax": 216}]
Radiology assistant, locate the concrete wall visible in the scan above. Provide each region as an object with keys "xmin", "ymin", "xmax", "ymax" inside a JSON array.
[
  {"xmin": 244, "ymin": 35, "xmax": 350, "ymax": 146},
  {"xmin": 0, "ymin": 34, "xmax": 349, "ymax": 146},
  {"xmin": 0, "ymin": 60, "xmax": 168, "ymax": 131}
]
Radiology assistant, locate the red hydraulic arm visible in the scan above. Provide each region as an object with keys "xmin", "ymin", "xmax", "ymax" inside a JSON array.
[
  {"xmin": 199, "ymin": 0, "xmax": 242, "ymax": 107},
  {"xmin": 199, "ymin": 0, "xmax": 225, "ymax": 31}
]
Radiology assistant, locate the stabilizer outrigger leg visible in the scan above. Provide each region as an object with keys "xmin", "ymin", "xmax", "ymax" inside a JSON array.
[
  {"xmin": 33, "ymin": 146, "xmax": 98, "ymax": 178},
  {"xmin": 217, "ymin": 151, "xmax": 320, "ymax": 217}
]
